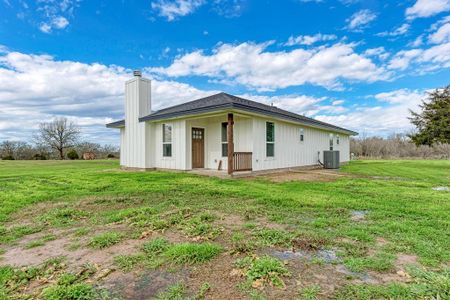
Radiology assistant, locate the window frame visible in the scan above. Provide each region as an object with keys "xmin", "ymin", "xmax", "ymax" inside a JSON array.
[
  {"xmin": 221, "ymin": 122, "xmax": 228, "ymax": 157},
  {"xmin": 329, "ymin": 133, "xmax": 334, "ymax": 151},
  {"xmin": 266, "ymin": 121, "xmax": 275, "ymax": 157},
  {"xmin": 300, "ymin": 128, "xmax": 304, "ymax": 142},
  {"xmin": 162, "ymin": 123, "xmax": 172, "ymax": 157},
  {"xmin": 336, "ymin": 134, "xmax": 340, "ymax": 145}
]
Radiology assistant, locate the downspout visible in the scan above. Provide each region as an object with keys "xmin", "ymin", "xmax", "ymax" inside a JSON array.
[{"xmin": 317, "ymin": 151, "xmax": 324, "ymax": 167}]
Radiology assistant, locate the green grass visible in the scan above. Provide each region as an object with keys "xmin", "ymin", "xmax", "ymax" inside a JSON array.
[
  {"xmin": 235, "ymin": 255, "xmax": 290, "ymax": 288},
  {"xmin": 89, "ymin": 231, "xmax": 123, "ymax": 249},
  {"xmin": 113, "ymin": 254, "xmax": 146, "ymax": 272},
  {"xmin": 24, "ymin": 234, "xmax": 57, "ymax": 249},
  {"xmin": 164, "ymin": 242, "xmax": 222, "ymax": 264},
  {"xmin": 0, "ymin": 159, "xmax": 449, "ymax": 297},
  {"xmin": 299, "ymin": 285, "xmax": 321, "ymax": 300},
  {"xmin": 143, "ymin": 237, "xmax": 170, "ymax": 254},
  {"xmin": 334, "ymin": 267, "xmax": 450, "ymax": 299}
]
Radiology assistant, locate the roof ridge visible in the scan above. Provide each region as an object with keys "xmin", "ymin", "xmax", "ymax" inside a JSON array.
[{"xmin": 151, "ymin": 92, "xmax": 226, "ymax": 115}]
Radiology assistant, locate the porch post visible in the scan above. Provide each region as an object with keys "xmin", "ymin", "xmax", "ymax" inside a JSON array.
[{"xmin": 227, "ymin": 113, "xmax": 234, "ymax": 175}]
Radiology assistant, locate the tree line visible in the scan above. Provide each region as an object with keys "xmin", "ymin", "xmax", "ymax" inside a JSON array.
[
  {"xmin": 0, "ymin": 117, "xmax": 118, "ymax": 160},
  {"xmin": 350, "ymin": 134, "xmax": 449, "ymax": 159},
  {"xmin": 0, "ymin": 85, "xmax": 448, "ymax": 160}
]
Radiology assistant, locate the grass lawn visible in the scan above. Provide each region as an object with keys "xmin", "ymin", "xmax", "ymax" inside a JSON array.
[{"xmin": 0, "ymin": 159, "xmax": 449, "ymax": 299}]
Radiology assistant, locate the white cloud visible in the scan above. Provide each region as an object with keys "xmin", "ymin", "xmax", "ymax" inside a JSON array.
[
  {"xmin": 364, "ymin": 47, "xmax": 390, "ymax": 60},
  {"xmin": 34, "ymin": 0, "xmax": 77, "ymax": 33},
  {"xmin": 374, "ymin": 88, "xmax": 424, "ymax": 104},
  {"xmin": 409, "ymin": 35, "xmax": 424, "ymax": 47},
  {"xmin": 0, "ymin": 50, "xmax": 217, "ymax": 144},
  {"xmin": 150, "ymin": 41, "xmax": 388, "ymax": 91},
  {"xmin": 285, "ymin": 34, "xmax": 337, "ymax": 46},
  {"xmin": 345, "ymin": 9, "xmax": 377, "ymax": 32},
  {"xmin": 52, "ymin": 16, "xmax": 69, "ymax": 29},
  {"xmin": 388, "ymin": 42, "xmax": 450, "ymax": 71},
  {"xmin": 317, "ymin": 89, "xmax": 427, "ymax": 135},
  {"xmin": 428, "ymin": 18, "xmax": 450, "ymax": 44},
  {"xmin": 376, "ymin": 23, "xmax": 410, "ymax": 37},
  {"xmin": 151, "ymin": 0, "xmax": 204, "ymax": 21},
  {"xmin": 406, "ymin": 0, "xmax": 450, "ymax": 20},
  {"xmin": 39, "ymin": 23, "xmax": 52, "ymax": 33}
]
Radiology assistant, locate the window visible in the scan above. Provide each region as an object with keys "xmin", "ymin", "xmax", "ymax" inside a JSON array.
[
  {"xmin": 329, "ymin": 133, "xmax": 334, "ymax": 151},
  {"xmin": 266, "ymin": 122, "xmax": 275, "ymax": 157},
  {"xmin": 336, "ymin": 135, "xmax": 340, "ymax": 145},
  {"xmin": 300, "ymin": 128, "xmax": 304, "ymax": 142},
  {"xmin": 162, "ymin": 124, "xmax": 172, "ymax": 157},
  {"xmin": 221, "ymin": 122, "xmax": 228, "ymax": 157}
]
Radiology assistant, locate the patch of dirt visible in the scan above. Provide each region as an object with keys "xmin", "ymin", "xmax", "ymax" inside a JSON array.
[
  {"xmin": 0, "ymin": 234, "xmax": 143, "ymax": 270},
  {"xmin": 375, "ymin": 237, "xmax": 388, "ymax": 247},
  {"xmin": 291, "ymin": 237, "xmax": 328, "ymax": 251},
  {"xmin": 261, "ymin": 169, "xmax": 347, "ymax": 183},
  {"xmin": 101, "ymin": 269, "xmax": 189, "ymax": 300},
  {"xmin": 215, "ymin": 214, "xmax": 246, "ymax": 230},
  {"xmin": 350, "ymin": 210, "xmax": 368, "ymax": 222},
  {"xmin": 187, "ymin": 253, "xmax": 249, "ymax": 299}
]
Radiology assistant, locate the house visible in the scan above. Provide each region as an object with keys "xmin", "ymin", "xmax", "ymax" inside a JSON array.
[{"xmin": 106, "ymin": 71, "xmax": 358, "ymax": 174}]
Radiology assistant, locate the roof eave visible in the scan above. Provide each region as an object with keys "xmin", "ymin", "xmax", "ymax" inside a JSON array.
[
  {"xmin": 139, "ymin": 103, "xmax": 358, "ymax": 136},
  {"xmin": 106, "ymin": 121, "xmax": 125, "ymax": 128}
]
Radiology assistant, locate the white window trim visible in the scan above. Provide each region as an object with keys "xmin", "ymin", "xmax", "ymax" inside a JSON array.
[
  {"xmin": 221, "ymin": 122, "xmax": 228, "ymax": 157},
  {"xmin": 266, "ymin": 121, "xmax": 275, "ymax": 158},
  {"xmin": 162, "ymin": 123, "xmax": 172, "ymax": 157},
  {"xmin": 300, "ymin": 128, "xmax": 305, "ymax": 142}
]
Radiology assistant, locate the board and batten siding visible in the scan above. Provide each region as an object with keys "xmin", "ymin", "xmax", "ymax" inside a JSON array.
[
  {"xmin": 251, "ymin": 116, "xmax": 350, "ymax": 171},
  {"xmin": 121, "ymin": 77, "xmax": 152, "ymax": 169},
  {"xmin": 185, "ymin": 115, "xmax": 253, "ymax": 170},
  {"xmin": 152, "ymin": 120, "xmax": 187, "ymax": 170}
]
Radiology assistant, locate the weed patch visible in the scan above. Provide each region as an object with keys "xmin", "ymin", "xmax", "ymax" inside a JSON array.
[
  {"xmin": 235, "ymin": 255, "xmax": 290, "ymax": 288},
  {"xmin": 254, "ymin": 228, "xmax": 293, "ymax": 247},
  {"xmin": 164, "ymin": 242, "xmax": 222, "ymax": 264},
  {"xmin": 24, "ymin": 234, "xmax": 57, "ymax": 249},
  {"xmin": 143, "ymin": 237, "xmax": 170, "ymax": 254},
  {"xmin": 114, "ymin": 254, "xmax": 145, "ymax": 272},
  {"xmin": 38, "ymin": 208, "xmax": 88, "ymax": 227},
  {"xmin": 89, "ymin": 232, "xmax": 123, "ymax": 249}
]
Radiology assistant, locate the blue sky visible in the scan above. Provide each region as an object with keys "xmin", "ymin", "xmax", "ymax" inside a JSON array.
[{"xmin": 1, "ymin": 0, "xmax": 449, "ymax": 145}]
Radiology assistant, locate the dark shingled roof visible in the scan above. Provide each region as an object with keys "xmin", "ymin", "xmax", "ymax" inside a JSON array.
[
  {"xmin": 107, "ymin": 92, "xmax": 357, "ymax": 135},
  {"xmin": 106, "ymin": 119, "xmax": 125, "ymax": 128}
]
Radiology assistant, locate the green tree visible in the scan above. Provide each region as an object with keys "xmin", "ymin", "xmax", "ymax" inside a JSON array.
[{"xmin": 408, "ymin": 85, "xmax": 450, "ymax": 146}]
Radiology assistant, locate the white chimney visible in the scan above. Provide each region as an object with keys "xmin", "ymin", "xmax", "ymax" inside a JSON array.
[
  {"xmin": 123, "ymin": 70, "xmax": 152, "ymax": 168},
  {"xmin": 125, "ymin": 70, "xmax": 151, "ymax": 119}
]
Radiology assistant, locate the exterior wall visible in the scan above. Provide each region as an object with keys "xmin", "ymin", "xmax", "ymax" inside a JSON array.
[
  {"xmin": 120, "ymin": 76, "xmax": 152, "ymax": 168},
  {"xmin": 121, "ymin": 110, "xmax": 350, "ymax": 171},
  {"xmin": 251, "ymin": 116, "xmax": 350, "ymax": 171},
  {"xmin": 152, "ymin": 119, "xmax": 187, "ymax": 170},
  {"xmin": 185, "ymin": 115, "xmax": 252, "ymax": 170}
]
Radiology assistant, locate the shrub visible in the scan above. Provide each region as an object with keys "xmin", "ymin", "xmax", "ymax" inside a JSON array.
[
  {"xmin": 67, "ymin": 150, "xmax": 79, "ymax": 160},
  {"xmin": 107, "ymin": 153, "xmax": 115, "ymax": 158},
  {"xmin": 33, "ymin": 153, "xmax": 47, "ymax": 160},
  {"xmin": 1, "ymin": 155, "xmax": 14, "ymax": 160}
]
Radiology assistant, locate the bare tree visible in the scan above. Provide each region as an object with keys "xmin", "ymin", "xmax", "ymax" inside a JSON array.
[{"xmin": 34, "ymin": 117, "xmax": 80, "ymax": 160}]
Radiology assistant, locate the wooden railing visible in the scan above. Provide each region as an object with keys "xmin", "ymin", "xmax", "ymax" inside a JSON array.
[{"xmin": 233, "ymin": 152, "xmax": 252, "ymax": 172}]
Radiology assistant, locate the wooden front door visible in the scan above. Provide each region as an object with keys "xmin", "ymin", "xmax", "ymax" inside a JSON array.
[{"xmin": 192, "ymin": 128, "xmax": 205, "ymax": 168}]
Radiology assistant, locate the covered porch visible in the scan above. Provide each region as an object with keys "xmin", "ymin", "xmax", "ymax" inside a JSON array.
[{"xmin": 185, "ymin": 112, "xmax": 253, "ymax": 174}]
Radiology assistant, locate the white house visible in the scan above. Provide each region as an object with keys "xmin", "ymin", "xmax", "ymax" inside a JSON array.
[{"xmin": 107, "ymin": 71, "xmax": 357, "ymax": 174}]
